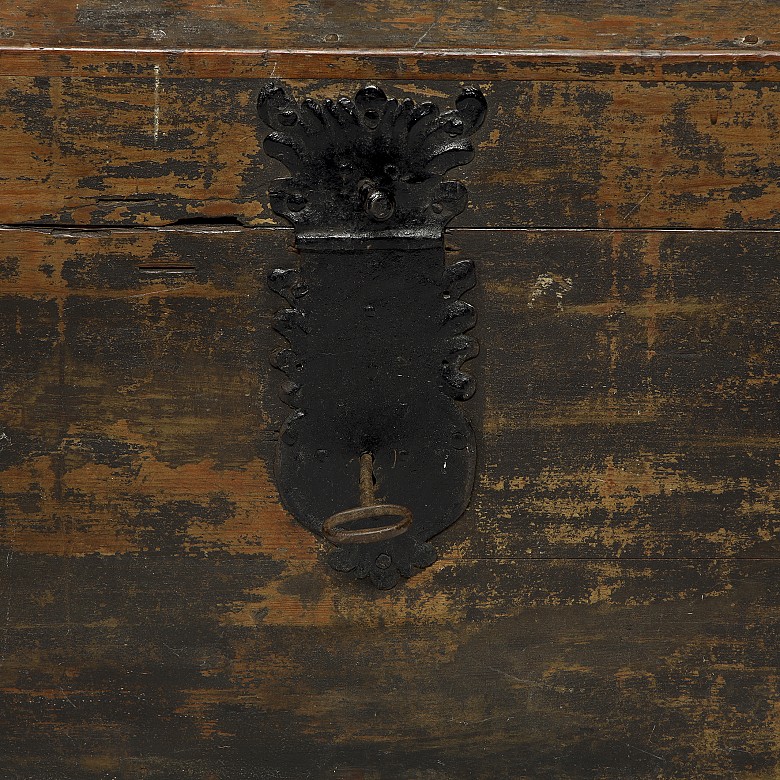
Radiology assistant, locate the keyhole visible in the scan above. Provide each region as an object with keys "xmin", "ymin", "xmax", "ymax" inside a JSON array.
[{"xmin": 359, "ymin": 452, "xmax": 377, "ymax": 506}]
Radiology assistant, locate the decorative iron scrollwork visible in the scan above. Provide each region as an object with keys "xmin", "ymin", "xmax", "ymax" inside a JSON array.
[{"xmin": 258, "ymin": 83, "xmax": 487, "ymax": 588}]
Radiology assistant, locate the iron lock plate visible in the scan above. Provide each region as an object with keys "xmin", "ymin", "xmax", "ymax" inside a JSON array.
[{"xmin": 258, "ymin": 83, "xmax": 487, "ymax": 588}]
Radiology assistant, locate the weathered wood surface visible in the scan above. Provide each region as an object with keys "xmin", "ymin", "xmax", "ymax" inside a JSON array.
[
  {"xmin": 0, "ymin": 0, "xmax": 777, "ymax": 52},
  {"xmin": 3, "ymin": 78, "xmax": 780, "ymax": 229},
  {"xmin": 0, "ymin": 224, "xmax": 778, "ymax": 777},
  {"xmin": 0, "ymin": 555, "xmax": 777, "ymax": 779},
  {"xmin": 3, "ymin": 48, "xmax": 780, "ymax": 82},
  {"xmin": 2, "ymin": 9, "xmax": 780, "ymax": 772},
  {"xmin": 1, "ymin": 227, "xmax": 778, "ymax": 560}
]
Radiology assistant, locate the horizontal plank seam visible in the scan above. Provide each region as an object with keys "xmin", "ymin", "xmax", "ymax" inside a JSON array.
[
  {"xmin": 2, "ymin": 47, "xmax": 780, "ymax": 81},
  {"xmin": 2, "ymin": 74, "xmax": 778, "ymax": 84},
  {"xmin": 0, "ymin": 554, "xmax": 775, "ymax": 562},
  {"xmin": 434, "ymin": 557, "xmax": 780, "ymax": 562},
  {"xmin": 453, "ymin": 227, "xmax": 780, "ymax": 234},
  {"xmin": 2, "ymin": 46, "xmax": 780, "ymax": 59},
  {"xmin": 4, "ymin": 224, "xmax": 780, "ymax": 235}
]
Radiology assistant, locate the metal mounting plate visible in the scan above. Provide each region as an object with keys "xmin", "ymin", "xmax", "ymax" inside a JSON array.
[{"xmin": 259, "ymin": 83, "xmax": 487, "ymax": 588}]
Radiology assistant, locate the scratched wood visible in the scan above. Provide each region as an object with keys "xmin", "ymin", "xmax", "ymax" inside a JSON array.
[
  {"xmin": 1, "ymin": 227, "xmax": 778, "ymax": 566},
  {"xmin": 2, "ymin": 78, "xmax": 780, "ymax": 230},
  {"xmin": 0, "ymin": 0, "xmax": 777, "ymax": 52},
  {"xmin": 0, "ymin": 553, "xmax": 777, "ymax": 779},
  {"xmin": 3, "ymin": 49, "xmax": 780, "ymax": 82},
  {"xmin": 1, "ymin": 224, "xmax": 779, "ymax": 778},
  {"xmin": 2, "ymin": 9, "xmax": 780, "ymax": 775}
]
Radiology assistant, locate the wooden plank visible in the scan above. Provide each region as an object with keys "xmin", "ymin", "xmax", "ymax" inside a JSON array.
[
  {"xmin": 2, "ymin": 78, "xmax": 780, "ymax": 230},
  {"xmin": 1, "ymin": 227, "xmax": 777, "ymax": 563},
  {"xmin": 467, "ymin": 228, "xmax": 780, "ymax": 560},
  {"xmin": 0, "ymin": 0, "xmax": 777, "ymax": 54},
  {"xmin": 0, "ymin": 553, "xmax": 777, "ymax": 777},
  {"xmin": 2, "ymin": 48, "xmax": 780, "ymax": 81}
]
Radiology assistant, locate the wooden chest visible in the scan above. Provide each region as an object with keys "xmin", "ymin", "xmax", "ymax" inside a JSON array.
[{"xmin": 1, "ymin": 3, "xmax": 779, "ymax": 778}]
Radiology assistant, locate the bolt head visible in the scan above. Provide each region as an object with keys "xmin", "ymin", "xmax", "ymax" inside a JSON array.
[{"xmin": 365, "ymin": 190, "xmax": 395, "ymax": 221}]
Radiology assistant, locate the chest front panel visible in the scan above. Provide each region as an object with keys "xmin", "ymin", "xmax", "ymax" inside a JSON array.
[{"xmin": 1, "ymin": 5, "xmax": 779, "ymax": 778}]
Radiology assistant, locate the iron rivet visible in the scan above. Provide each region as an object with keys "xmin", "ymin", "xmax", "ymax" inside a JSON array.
[
  {"xmin": 363, "ymin": 109, "xmax": 381, "ymax": 129},
  {"xmin": 452, "ymin": 431, "xmax": 468, "ymax": 450},
  {"xmin": 287, "ymin": 193, "xmax": 307, "ymax": 212},
  {"xmin": 365, "ymin": 190, "xmax": 395, "ymax": 221},
  {"xmin": 375, "ymin": 554, "xmax": 392, "ymax": 569}
]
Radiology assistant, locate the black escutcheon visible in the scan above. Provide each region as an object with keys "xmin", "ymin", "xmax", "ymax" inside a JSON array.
[{"xmin": 258, "ymin": 83, "xmax": 487, "ymax": 588}]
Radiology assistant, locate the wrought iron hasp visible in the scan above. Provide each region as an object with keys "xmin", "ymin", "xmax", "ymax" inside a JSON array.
[{"xmin": 258, "ymin": 82, "xmax": 487, "ymax": 588}]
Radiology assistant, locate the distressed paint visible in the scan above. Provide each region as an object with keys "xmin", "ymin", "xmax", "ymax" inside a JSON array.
[
  {"xmin": 0, "ymin": 0, "xmax": 777, "ymax": 52},
  {"xmin": 0, "ymin": 554, "xmax": 777, "ymax": 778},
  {"xmin": 2, "ymin": 79, "xmax": 780, "ymax": 229},
  {"xmin": 4, "ymin": 49, "xmax": 780, "ymax": 82},
  {"xmin": 1, "ymin": 15, "xmax": 779, "ymax": 774},
  {"xmin": 1, "ymin": 228, "xmax": 777, "ymax": 566}
]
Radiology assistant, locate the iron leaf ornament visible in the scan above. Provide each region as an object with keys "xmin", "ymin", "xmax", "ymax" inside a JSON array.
[
  {"xmin": 257, "ymin": 83, "xmax": 487, "ymax": 588},
  {"xmin": 257, "ymin": 83, "xmax": 487, "ymax": 238}
]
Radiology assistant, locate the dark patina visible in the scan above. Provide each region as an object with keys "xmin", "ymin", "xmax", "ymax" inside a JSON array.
[{"xmin": 258, "ymin": 82, "xmax": 487, "ymax": 587}]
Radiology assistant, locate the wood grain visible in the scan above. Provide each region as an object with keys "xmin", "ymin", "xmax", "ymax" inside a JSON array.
[
  {"xmin": 1, "ymin": 221, "xmax": 778, "ymax": 776},
  {"xmin": 2, "ymin": 48, "xmax": 780, "ymax": 82},
  {"xmin": 0, "ymin": 0, "xmax": 777, "ymax": 53},
  {"xmin": 1, "ymin": 16, "xmax": 779, "ymax": 772},
  {"xmin": 2, "ymin": 78, "xmax": 780, "ymax": 229},
  {"xmin": 1, "ymin": 226, "xmax": 777, "ymax": 564},
  {"xmin": 0, "ymin": 556, "xmax": 777, "ymax": 779}
]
